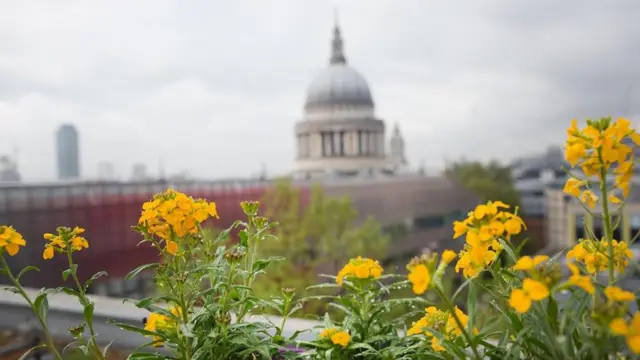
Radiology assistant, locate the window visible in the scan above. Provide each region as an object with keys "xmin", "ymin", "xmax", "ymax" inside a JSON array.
[
  {"xmin": 575, "ymin": 214, "xmax": 586, "ymax": 240},
  {"xmin": 338, "ymin": 131, "xmax": 345, "ymax": 156},
  {"xmin": 322, "ymin": 132, "xmax": 334, "ymax": 157},
  {"xmin": 413, "ymin": 215, "xmax": 445, "ymax": 229}
]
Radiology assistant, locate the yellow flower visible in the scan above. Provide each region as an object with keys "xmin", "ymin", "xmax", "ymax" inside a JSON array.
[
  {"xmin": 43, "ymin": 246, "xmax": 54, "ymax": 260},
  {"xmin": 165, "ymin": 240, "xmax": 179, "ymax": 256},
  {"xmin": 512, "ymin": 255, "xmax": 549, "ymax": 272},
  {"xmin": 138, "ymin": 189, "xmax": 219, "ymax": 245},
  {"xmin": 441, "ymin": 250, "xmax": 457, "ymax": 265},
  {"xmin": 563, "ymin": 177, "xmax": 584, "ymax": 197},
  {"xmin": 330, "ymin": 331, "xmax": 350, "ymax": 347},
  {"xmin": 336, "ymin": 257, "xmax": 383, "ymax": 285},
  {"xmin": 70, "ymin": 237, "xmax": 89, "ymax": 251},
  {"xmin": 143, "ymin": 312, "xmax": 168, "ymax": 348},
  {"xmin": 408, "ymin": 264, "xmax": 431, "ymax": 295},
  {"xmin": 319, "ymin": 328, "xmax": 339, "ymax": 339},
  {"xmin": 604, "ymin": 286, "xmax": 635, "ymax": 303},
  {"xmin": 42, "ymin": 226, "xmax": 90, "ymax": 260},
  {"xmin": 567, "ymin": 263, "xmax": 594, "ymax": 294},
  {"xmin": 407, "ymin": 306, "xmax": 471, "ymax": 352},
  {"xmin": 580, "ymin": 190, "xmax": 598, "ymax": 208},
  {"xmin": 0, "ymin": 226, "xmax": 26, "ymax": 256},
  {"xmin": 609, "ymin": 313, "xmax": 640, "ymax": 354},
  {"xmin": 509, "ymin": 278, "xmax": 550, "ymax": 313}
]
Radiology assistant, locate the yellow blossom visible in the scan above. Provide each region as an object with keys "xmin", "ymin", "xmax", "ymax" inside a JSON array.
[
  {"xmin": 512, "ymin": 255, "xmax": 549, "ymax": 272},
  {"xmin": 336, "ymin": 257, "xmax": 383, "ymax": 285},
  {"xmin": 42, "ymin": 226, "xmax": 88, "ymax": 260},
  {"xmin": 407, "ymin": 306, "xmax": 470, "ymax": 352},
  {"xmin": 0, "ymin": 226, "xmax": 26, "ymax": 256},
  {"xmin": 408, "ymin": 264, "xmax": 431, "ymax": 295},
  {"xmin": 567, "ymin": 263, "xmax": 594, "ymax": 294},
  {"xmin": 609, "ymin": 313, "xmax": 640, "ymax": 354},
  {"xmin": 330, "ymin": 331, "xmax": 350, "ymax": 347},
  {"xmin": 563, "ymin": 177, "xmax": 584, "ymax": 197},
  {"xmin": 138, "ymin": 189, "xmax": 219, "ymax": 245},
  {"xmin": 441, "ymin": 250, "xmax": 457, "ymax": 265},
  {"xmin": 509, "ymin": 278, "xmax": 549, "ymax": 313},
  {"xmin": 604, "ymin": 286, "xmax": 635, "ymax": 303},
  {"xmin": 143, "ymin": 312, "xmax": 168, "ymax": 348}
]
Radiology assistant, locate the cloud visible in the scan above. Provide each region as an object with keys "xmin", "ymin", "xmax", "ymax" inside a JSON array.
[{"xmin": 0, "ymin": 0, "xmax": 639, "ymax": 180}]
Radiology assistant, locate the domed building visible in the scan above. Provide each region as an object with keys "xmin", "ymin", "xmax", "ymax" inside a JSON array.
[{"xmin": 294, "ymin": 21, "xmax": 407, "ymax": 178}]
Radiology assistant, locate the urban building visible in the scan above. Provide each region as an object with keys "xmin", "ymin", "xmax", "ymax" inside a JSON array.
[
  {"xmin": 56, "ymin": 124, "xmax": 80, "ymax": 180},
  {"xmin": 294, "ymin": 21, "xmax": 406, "ymax": 178},
  {"xmin": 510, "ymin": 146, "xmax": 568, "ymax": 249},
  {"xmin": 0, "ymin": 20, "xmax": 479, "ymax": 297},
  {"xmin": 0, "ymin": 156, "xmax": 21, "ymax": 182}
]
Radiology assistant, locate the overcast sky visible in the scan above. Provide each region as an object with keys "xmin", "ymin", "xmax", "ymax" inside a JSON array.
[{"xmin": 1, "ymin": 1, "xmax": 640, "ymax": 181}]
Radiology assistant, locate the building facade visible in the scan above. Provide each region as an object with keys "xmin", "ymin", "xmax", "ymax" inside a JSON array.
[
  {"xmin": 56, "ymin": 124, "xmax": 80, "ymax": 180},
  {"xmin": 546, "ymin": 186, "xmax": 640, "ymax": 250},
  {"xmin": 294, "ymin": 22, "xmax": 406, "ymax": 178}
]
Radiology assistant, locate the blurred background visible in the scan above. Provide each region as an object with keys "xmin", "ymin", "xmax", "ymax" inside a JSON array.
[{"xmin": 2, "ymin": 0, "xmax": 640, "ymax": 356}]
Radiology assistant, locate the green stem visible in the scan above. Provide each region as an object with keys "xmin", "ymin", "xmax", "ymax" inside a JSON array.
[
  {"xmin": 597, "ymin": 149, "xmax": 615, "ymax": 285},
  {"xmin": 436, "ymin": 287, "xmax": 481, "ymax": 360},
  {"xmin": 66, "ymin": 251, "xmax": 104, "ymax": 360},
  {"xmin": 276, "ymin": 296, "xmax": 291, "ymax": 338},
  {"xmin": 173, "ymin": 252, "xmax": 192, "ymax": 360},
  {"xmin": 0, "ymin": 255, "xmax": 63, "ymax": 360}
]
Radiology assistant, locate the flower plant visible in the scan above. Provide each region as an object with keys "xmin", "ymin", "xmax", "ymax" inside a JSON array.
[{"xmin": 0, "ymin": 117, "xmax": 638, "ymax": 359}]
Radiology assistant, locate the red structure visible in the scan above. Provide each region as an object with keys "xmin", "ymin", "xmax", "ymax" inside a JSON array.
[{"xmin": 0, "ymin": 180, "xmax": 309, "ymax": 289}]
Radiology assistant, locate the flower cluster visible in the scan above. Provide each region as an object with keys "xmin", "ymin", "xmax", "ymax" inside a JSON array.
[
  {"xmin": 567, "ymin": 239, "xmax": 632, "ymax": 274},
  {"xmin": 407, "ymin": 306, "xmax": 469, "ymax": 352},
  {"xmin": 143, "ymin": 306, "xmax": 183, "ymax": 348},
  {"xmin": 336, "ymin": 256, "xmax": 383, "ymax": 286},
  {"xmin": 609, "ymin": 313, "xmax": 640, "ymax": 354},
  {"xmin": 0, "ymin": 226, "xmax": 26, "ymax": 256},
  {"xmin": 43, "ymin": 226, "xmax": 89, "ymax": 260},
  {"xmin": 509, "ymin": 255, "xmax": 563, "ymax": 313},
  {"xmin": 318, "ymin": 328, "xmax": 351, "ymax": 348},
  {"xmin": 406, "ymin": 250, "xmax": 456, "ymax": 295},
  {"xmin": 452, "ymin": 201, "xmax": 525, "ymax": 278},
  {"xmin": 138, "ymin": 189, "xmax": 218, "ymax": 255},
  {"xmin": 564, "ymin": 117, "xmax": 640, "ymax": 206}
]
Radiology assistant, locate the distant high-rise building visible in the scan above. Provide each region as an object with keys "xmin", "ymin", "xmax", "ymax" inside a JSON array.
[
  {"xmin": 130, "ymin": 163, "xmax": 150, "ymax": 181},
  {"xmin": 97, "ymin": 161, "xmax": 115, "ymax": 181},
  {"xmin": 56, "ymin": 124, "xmax": 80, "ymax": 180},
  {"xmin": 0, "ymin": 155, "xmax": 21, "ymax": 182}
]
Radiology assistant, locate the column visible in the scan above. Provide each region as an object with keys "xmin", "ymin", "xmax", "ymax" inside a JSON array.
[{"xmin": 369, "ymin": 131, "xmax": 376, "ymax": 156}]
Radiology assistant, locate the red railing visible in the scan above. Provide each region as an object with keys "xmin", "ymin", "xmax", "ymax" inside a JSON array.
[{"xmin": 0, "ymin": 181, "xmax": 309, "ymax": 289}]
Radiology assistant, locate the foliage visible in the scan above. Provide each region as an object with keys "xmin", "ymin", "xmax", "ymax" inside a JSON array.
[
  {"xmin": 444, "ymin": 159, "xmax": 521, "ymax": 209},
  {"xmin": 259, "ymin": 181, "xmax": 389, "ymax": 302},
  {"xmin": 0, "ymin": 117, "xmax": 639, "ymax": 358}
]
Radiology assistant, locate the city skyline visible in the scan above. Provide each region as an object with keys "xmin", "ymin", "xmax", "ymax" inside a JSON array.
[{"xmin": 1, "ymin": 1, "xmax": 640, "ymax": 181}]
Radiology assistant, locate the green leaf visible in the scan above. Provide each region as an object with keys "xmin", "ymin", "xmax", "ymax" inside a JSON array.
[
  {"xmin": 62, "ymin": 264, "xmax": 78, "ymax": 281},
  {"xmin": 125, "ymin": 263, "xmax": 158, "ymax": 280},
  {"xmin": 84, "ymin": 301, "xmax": 95, "ymax": 327},
  {"xmin": 239, "ymin": 229, "xmax": 249, "ymax": 247},
  {"xmin": 252, "ymin": 256, "xmax": 285, "ymax": 273},
  {"xmin": 17, "ymin": 344, "xmax": 47, "ymax": 360},
  {"xmin": 16, "ymin": 266, "xmax": 39, "ymax": 282},
  {"xmin": 107, "ymin": 319, "xmax": 161, "ymax": 337},
  {"xmin": 0, "ymin": 286, "xmax": 20, "ymax": 294},
  {"xmin": 467, "ymin": 279, "xmax": 477, "ymax": 335},
  {"xmin": 84, "ymin": 271, "xmax": 108, "ymax": 290},
  {"xmin": 548, "ymin": 297, "xmax": 559, "ymax": 333},
  {"xmin": 34, "ymin": 292, "xmax": 49, "ymax": 322},
  {"xmin": 498, "ymin": 238, "xmax": 518, "ymax": 264}
]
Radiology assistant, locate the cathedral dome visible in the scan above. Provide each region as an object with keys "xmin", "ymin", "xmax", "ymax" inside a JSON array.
[
  {"xmin": 304, "ymin": 64, "xmax": 373, "ymax": 110},
  {"xmin": 303, "ymin": 23, "xmax": 374, "ymax": 112}
]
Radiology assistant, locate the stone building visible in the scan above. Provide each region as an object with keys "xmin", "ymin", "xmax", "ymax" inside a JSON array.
[{"xmin": 294, "ymin": 21, "xmax": 406, "ymax": 178}]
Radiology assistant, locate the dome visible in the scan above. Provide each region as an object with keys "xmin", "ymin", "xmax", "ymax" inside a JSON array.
[{"xmin": 304, "ymin": 64, "xmax": 373, "ymax": 110}]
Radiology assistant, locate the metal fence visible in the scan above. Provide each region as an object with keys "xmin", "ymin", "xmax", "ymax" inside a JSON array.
[{"xmin": 0, "ymin": 180, "xmax": 296, "ymax": 290}]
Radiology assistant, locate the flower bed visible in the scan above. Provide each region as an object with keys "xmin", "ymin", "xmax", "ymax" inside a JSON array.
[{"xmin": 0, "ymin": 117, "xmax": 639, "ymax": 359}]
